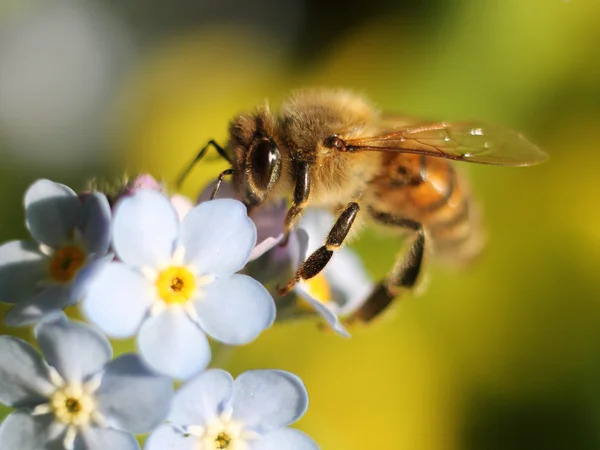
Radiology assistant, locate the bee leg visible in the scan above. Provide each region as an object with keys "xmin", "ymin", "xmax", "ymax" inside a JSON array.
[
  {"xmin": 278, "ymin": 202, "xmax": 360, "ymax": 295},
  {"xmin": 210, "ymin": 168, "xmax": 235, "ymax": 199},
  {"xmin": 281, "ymin": 162, "xmax": 311, "ymax": 246},
  {"xmin": 348, "ymin": 214, "xmax": 425, "ymax": 323},
  {"xmin": 176, "ymin": 139, "xmax": 231, "ymax": 188}
]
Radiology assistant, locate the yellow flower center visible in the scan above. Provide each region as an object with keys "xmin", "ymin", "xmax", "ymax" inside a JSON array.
[
  {"xmin": 193, "ymin": 414, "xmax": 251, "ymax": 450},
  {"xmin": 49, "ymin": 245, "xmax": 86, "ymax": 283},
  {"xmin": 50, "ymin": 384, "xmax": 96, "ymax": 427},
  {"xmin": 215, "ymin": 432, "xmax": 232, "ymax": 449},
  {"xmin": 299, "ymin": 273, "xmax": 332, "ymax": 311},
  {"xmin": 155, "ymin": 266, "xmax": 196, "ymax": 304},
  {"xmin": 65, "ymin": 398, "xmax": 81, "ymax": 413}
]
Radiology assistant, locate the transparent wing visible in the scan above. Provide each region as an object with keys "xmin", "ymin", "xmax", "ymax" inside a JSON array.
[{"xmin": 345, "ymin": 120, "xmax": 548, "ymax": 166}]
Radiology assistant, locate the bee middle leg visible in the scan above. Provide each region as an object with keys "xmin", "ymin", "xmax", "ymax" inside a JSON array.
[
  {"xmin": 277, "ymin": 202, "xmax": 360, "ymax": 295},
  {"xmin": 348, "ymin": 211, "xmax": 425, "ymax": 323}
]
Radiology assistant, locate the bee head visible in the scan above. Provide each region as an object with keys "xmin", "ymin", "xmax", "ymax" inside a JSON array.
[{"xmin": 227, "ymin": 105, "xmax": 282, "ymax": 208}]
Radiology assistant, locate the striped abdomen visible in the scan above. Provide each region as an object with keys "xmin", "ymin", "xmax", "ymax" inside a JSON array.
[{"xmin": 366, "ymin": 153, "xmax": 484, "ymax": 263}]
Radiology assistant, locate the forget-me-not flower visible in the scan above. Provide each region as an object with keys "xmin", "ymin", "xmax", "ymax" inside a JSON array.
[
  {"xmin": 206, "ymin": 179, "xmax": 370, "ymax": 336},
  {"xmin": 82, "ymin": 190, "xmax": 275, "ymax": 379},
  {"xmin": 0, "ymin": 314, "xmax": 173, "ymax": 450},
  {"xmin": 250, "ymin": 208, "xmax": 374, "ymax": 337},
  {"xmin": 197, "ymin": 179, "xmax": 286, "ymax": 261},
  {"xmin": 145, "ymin": 368, "xmax": 318, "ymax": 450},
  {"xmin": 292, "ymin": 209, "xmax": 374, "ymax": 319},
  {"xmin": 0, "ymin": 179, "xmax": 111, "ymax": 326}
]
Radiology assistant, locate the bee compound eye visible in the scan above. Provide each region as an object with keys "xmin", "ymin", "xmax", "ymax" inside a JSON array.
[{"xmin": 249, "ymin": 138, "xmax": 282, "ymax": 191}]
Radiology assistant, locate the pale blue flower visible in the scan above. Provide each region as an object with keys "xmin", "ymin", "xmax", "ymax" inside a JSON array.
[
  {"xmin": 145, "ymin": 369, "xmax": 318, "ymax": 450},
  {"xmin": 0, "ymin": 179, "xmax": 111, "ymax": 326},
  {"xmin": 292, "ymin": 209, "xmax": 374, "ymax": 319},
  {"xmin": 247, "ymin": 199, "xmax": 287, "ymax": 261},
  {"xmin": 197, "ymin": 179, "xmax": 285, "ymax": 260},
  {"xmin": 111, "ymin": 173, "xmax": 196, "ymax": 222},
  {"xmin": 251, "ymin": 208, "xmax": 374, "ymax": 337},
  {"xmin": 0, "ymin": 314, "xmax": 173, "ymax": 450},
  {"xmin": 82, "ymin": 190, "xmax": 275, "ymax": 380},
  {"xmin": 197, "ymin": 180, "xmax": 372, "ymax": 335}
]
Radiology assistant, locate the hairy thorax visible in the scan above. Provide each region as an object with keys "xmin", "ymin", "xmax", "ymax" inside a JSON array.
[
  {"xmin": 308, "ymin": 150, "xmax": 381, "ymax": 208},
  {"xmin": 276, "ymin": 89, "xmax": 383, "ymax": 207}
]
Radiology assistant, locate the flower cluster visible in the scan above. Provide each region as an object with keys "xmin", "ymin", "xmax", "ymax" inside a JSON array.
[
  {"xmin": 0, "ymin": 175, "xmax": 374, "ymax": 449},
  {"xmin": 198, "ymin": 180, "xmax": 374, "ymax": 336},
  {"xmin": 0, "ymin": 180, "xmax": 111, "ymax": 326},
  {"xmin": 146, "ymin": 369, "xmax": 316, "ymax": 450},
  {"xmin": 0, "ymin": 314, "xmax": 172, "ymax": 449},
  {"xmin": 83, "ymin": 190, "xmax": 275, "ymax": 379}
]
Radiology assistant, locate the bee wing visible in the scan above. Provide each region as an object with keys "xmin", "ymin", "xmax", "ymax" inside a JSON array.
[{"xmin": 345, "ymin": 120, "xmax": 548, "ymax": 166}]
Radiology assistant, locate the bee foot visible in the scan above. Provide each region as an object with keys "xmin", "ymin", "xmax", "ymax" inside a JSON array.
[
  {"xmin": 278, "ymin": 233, "xmax": 290, "ymax": 247},
  {"xmin": 276, "ymin": 278, "xmax": 297, "ymax": 296}
]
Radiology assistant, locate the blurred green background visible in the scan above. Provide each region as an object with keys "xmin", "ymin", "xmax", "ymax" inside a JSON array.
[{"xmin": 1, "ymin": 0, "xmax": 600, "ymax": 448}]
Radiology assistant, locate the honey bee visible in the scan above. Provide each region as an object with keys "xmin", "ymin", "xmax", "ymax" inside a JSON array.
[{"xmin": 180, "ymin": 89, "xmax": 548, "ymax": 323}]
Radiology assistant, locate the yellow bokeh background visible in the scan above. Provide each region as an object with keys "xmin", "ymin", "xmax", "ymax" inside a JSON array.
[{"xmin": 2, "ymin": 0, "xmax": 600, "ymax": 448}]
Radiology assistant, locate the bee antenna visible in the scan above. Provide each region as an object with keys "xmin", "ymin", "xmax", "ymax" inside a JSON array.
[{"xmin": 176, "ymin": 140, "xmax": 231, "ymax": 189}]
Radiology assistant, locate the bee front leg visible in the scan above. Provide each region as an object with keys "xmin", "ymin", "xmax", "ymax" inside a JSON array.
[
  {"xmin": 281, "ymin": 162, "xmax": 311, "ymax": 246},
  {"xmin": 278, "ymin": 202, "xmax": 360, "ymax": 295},
  {"xmin": 176, "ymin": 139, "xmax": 230, "ymax": 188},
  {"xmin": 348, "ymin": 212, "xmax": 425, "ymax": 323},
  {"xmin": 210, "ymin": 168, "xmax": 235, "ymax": 199}
]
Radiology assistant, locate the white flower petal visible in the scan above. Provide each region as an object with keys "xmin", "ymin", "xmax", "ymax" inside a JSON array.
[
  {"xmin": 0, "ymin": 410, "xmax": 60, "ymax": 450},
  {"xmin": 251, "ymin": 428, "xmax": 319, "ymax": 450},
  {"xmin": 95, "ymin": 354, "xmax": 173, "ymax": 434},
  {"xmin": 168, "ymin": 369, "xmax": 234, "ymax": 426},
  {"xmin": 250, "ymin": 199, "xmax": 287, "ymax": 260},
  {"xmin": 294, "ymin": 284, "xmax": 350, "ymax": 338},
  {"xmin": 170, "ymin": 195, "xmax": 194, "ymax": 222},
  {"xmin": 0, "ymin": 337, "xmax": 54, "ymax": 407},
  {"xmin": 289, "ymin": 228, "xmax": 310, "ymax": 269},
  {"xmin": 75, "ymin": 426, "xmax": 139, "ymax": 450},
  {"xmin": 112, "ymin": 190, "xmax": 179, "ymax": 269},
  {"xmin": 137, "ymin": 308, "xmax": 211, "ymax": 380},
  {"xmin": 70, "ymin": 254, "xmax": 113, "ymax": 304},
  {"xmin": 24, "ymin": 179, "xmax": 82, "ymax": 249},
  {"xmin": 80, "ymin": 193, "xmax": 112, "ymax": 256},
  {"xmin": 145, "ymin": 424, "xmax": 197, "ymax": 450},
  {"xmin": 195, "ymin": 274, "xmax": 275, "ymax": 345},
  {"xmin": 180, "ymin": 199, "xmax": 256, "ymax": 276},
  {"xmin": 326, "ymin": 248, "xmax": 373, "ymax": 316},
  {"xmin": 232, "ymin": 370, "xmax": 308, "ymax": 433},
  {"xmin": 81, "ymin": 262, "xmax": 153, "ymax": 338},
  {"xmin": 0, "ymin": 240, "xmax": 47, "ymax": 305},
  {"xmin": 247, "ymin": 228, "xmax": 308, "ymax": 285},
  {"xmin": 4, "ymin": 285, "xmax": 72, "ymax": 327},
  {"xmin": 297, "ymin": 209, "xmax": 335, "ymax": 254},
  {"xmin": 35, "ymin": 314, "xmax": 112, "ymax": 384},
  {"xmin": 249, "ymin": 234, "xmax": 284, "ymax": 262}
]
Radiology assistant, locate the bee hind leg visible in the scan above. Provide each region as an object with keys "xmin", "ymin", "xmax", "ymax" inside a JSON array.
[
  {"xmin": 348, "ymin": 213, "xmax": 425, "ymax": 323},
  {"xmin": 277, "ymin": 202, "xmax": 360, "ymax": 295}
]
